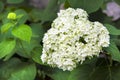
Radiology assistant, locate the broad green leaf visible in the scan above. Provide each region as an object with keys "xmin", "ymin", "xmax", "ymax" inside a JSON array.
[
  {"xmin": 30, "ymin": 23, "xmax": 46, "ymax": 41},
  {"xmin": 29, "ymin": 9, "xmax": 43, "ymax": 22},
  {"xmin": 16, "ymin": 39, "xmax": 40, "ymax": 58},
  {"xmin": 30, "ymin": 0, "xmax": 58, "ymax": 22},
  {"xmin": 12, "ymin": 24, "xmax": 32, "ymax": 42},
  {"xmin": 112, "ymin": 64, "xmax": 120, "ymax": 80},
  {"xmin": 1, "ymin": 23, "xmax": 13, "ymax": 33},
  {"xmin": 69, "ymin": 65, "xmax": 108, "ymax": 80},
  {"xmin": 40, "ymin": 65, "xmax": 70, "ymax": 80},
  {"xmin": 58, "ymin": 0, "xmax": 66, "ymax": 3},
  {"xmin": 41, "ymin": 11, "xmax": 57, "ymax": 22},
  {"xmin": 64, "ymin": 0, "xmax": 71, "ymax": 8},
  {"xmin": 114, "ymin": 0, "xmax": 120, "ymax": 5},
  {"xmin": 0, "ymin": 39, "xmax": 16, "ymax": 59},
  {"xmin": 32, "ymin": 0, "xmax": 59, "ymax": 22},
  {"xmin": 32, "ymin": 46, "xmax": 43, "ymax": 64},
  {"xmin": 43, "ymin": 0, "xmax": 58, "ymax": 21},
  {"xmin": 0, "ymin": 1, "xmax": 4, "ymax": 12},
  {"xmin": 2, "ymin": 12, "xmax": 11, "ymax": 24},
  {"xmin": 7, "ymin": 0, "xmax": 24, "ymax": 4},
  {"xmin": 43, "ymin": 62, "xmax": 120, "ymax": 80},
  {"xmin": 105, "ymin": 24, "xmax": 120, "ymax": 35},
  {"xmin": 41, "ymin": 64, "xmax": 96, "ymax": 80},
  {"xmin": 41, "ymin": 58, "xmax": 97, "ymax": 80},
  {"xmin": 0, "ymin": 58, "xmax": 36, "ymax": 80},
  {"xmin": 15, "ymin": 9, "xmax": 28, "ymax": 24},
  {"xmin": 68, "ymin": 0, "xmax": 104, "ymax": 13},
  {"xmin": 112, "ymin": 39, "xmax": 120, "ymax": 46},
  {"xmin": 105, "ymin": 41, "xmax": 120, "ymax": 62}
]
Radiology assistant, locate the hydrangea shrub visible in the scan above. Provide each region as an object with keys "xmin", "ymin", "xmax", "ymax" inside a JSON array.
[{"xmin": 41, "ymin": 8, "xmax": 110, "ymax": 71}]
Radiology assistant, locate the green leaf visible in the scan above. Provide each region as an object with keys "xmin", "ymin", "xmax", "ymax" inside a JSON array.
[
  {"xmin": 43, "ymin": 0, "xmax": 58, "ymax": 21},
  {"xmin": 32, "ymin": 46, "xmax": 43, "ymax": 64},
  {"xmin": 43, "ymin": 63, "xmax": 120, "ymax": 80},
  {"xmin": 30, "ymin": 23, "xmax": 46, "ymax": 41},
  {"xmin": 7, "ymin": 0, "xmax": 24, "ymax": 4},
  {"xmin": 114, "ymin": 0, "xmax": 120, "ymax": 5},
  {"xmin": 32, "ymin": 0, "xmax": 59, "ymax": 22},
  {"xmin": 16, "ymin": 39, "xmax": 40, "ymax": 58},
  {"xmin": 68, "ymin": 65, "xmax": 106, "ymax": 80},
  {"xmin": 41, "ymin": 64, "xmax": 95, "ymax": 80},
  {"xmin": 104, "ymin": 24, "xmax": 120, "ymax": 35},
  {"xmin": 112, "ymin": 64, "xmax": 120, "ymax": 80},
  {"xmin": 12, "ymin": 24, "xmax": 32, "ymax": 42},
  {"xmin": 0, "ymin": 1, "xmax": 4, "ymax": 12},
  {"xmin": 15, "ymin": 9, "xmax": 28, "ymax": 24},
  {"xmin": 1, "ymin": 23, "xmax": 13, "ymax": 33},
  {"xmin": 0, "ymin": 39, "xmax": 16, "ymax": 59},
  {"xmin": 58, "ymin": 0, "xmax": 66, "ymax": 3},
  {"xmin": 105, "ymin": 41, "xmax": 120, "ymax": 62},
  {"xmin": 68, "ymin": 0, "xmax": 104, "ymax": 13},
  {"xmin": 0, "ymin": 58, "xmax": 36, "ymax": 80},
  {"xmin": 30, "ymin": 0, "xmax": 58, "ymax": 22},
  {"xmin": 40, "ymin": 66, "xmax": 70, "ymax": 80},
  {"xmin": 29, "ymin": 9, "xmax": 43, "ymax": 22}
]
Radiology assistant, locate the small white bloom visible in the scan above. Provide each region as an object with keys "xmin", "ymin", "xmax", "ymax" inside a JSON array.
[{"xmin": 41, "ymin": 8, "xmax": 110, "ymax": 71}]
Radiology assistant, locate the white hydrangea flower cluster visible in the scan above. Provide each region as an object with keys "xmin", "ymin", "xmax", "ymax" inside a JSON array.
[{"xmin": 41, "ymin": 8, "xmax": 110, "ymax": 71}]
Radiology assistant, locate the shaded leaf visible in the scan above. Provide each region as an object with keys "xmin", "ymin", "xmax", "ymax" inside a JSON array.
[
  {"xmin": 0, "ymin": 39, "xmax": 16, "ymax": 59},
  {"xmin": 58, "ymin": 0, "xmax": 66, "ymax": 3},
  {"xmin": 15, "ymin": 9, "xmax": 28, "ymax": 24},
  {"xmin": 29, "ymin": 9, "xmax": 43, "ymax": 22},
  {"xmin": 16, "ymin": 39, "xmax": 40, "ymax": 58},
  {"xmin": 105, "ymin": 24, "xmax": 120, "ymax": 35},
  {"xmin": 0, "ymin": 1, "xmax": 4, "ymax": 12},
  {"xmin": 0, "ymin": 58, "xmax": 36, "ymax": 80},
  {"xmin": 12, "ymin": 24, "xmax": 32, "ymax": 42},
  {"xmin": 29, "ymin": 0, "xmax": 58, "ymax": 22},
  {"xmin": 114, "ymin": 0, "xmax": 120, "ymax": 5},
  {"xmin": 32, "ymin": 46, "xmax": 43, "ymax": 64},
  {"xmin": 1, "ymin": 23, "xmax": 13, "ymax": 33},
  {"xmin": 43, "ymin": 63, "xmax": 120, "ymax": 80},
  {"xmin": 7, "ymin": 0, "xmax": 24, "ymax": 4},
  {"xmin": 112, "ymin": 64, "xmax": 120, "ymax": 80},
  {"xmin": 68, "ymin": 0, "xmax": 104, "ymax": 13},
  {"xmin": 30, "ymin": 23, "xmax": 46, "ymax": 41},
  {"xmin": 43, "ymin": 64, "xmax": 107, "ymax": 80},
  {"xmin": 41, "ymin": 66, "xmax": 70, "ymax": 80},
  {"xmin": 105, "ymin": 41, "xmax": 120, "ymax": 62}
]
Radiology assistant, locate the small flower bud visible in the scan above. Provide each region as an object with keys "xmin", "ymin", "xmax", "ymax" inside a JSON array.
[{"xmin": 7, "ymin": 12, "xmax": 17, "ymax": 20}]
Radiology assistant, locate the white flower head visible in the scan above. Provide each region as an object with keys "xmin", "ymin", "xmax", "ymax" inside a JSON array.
[{"xmin": 41, "ymin": 8, "xmax": 110, "ymax": 71}]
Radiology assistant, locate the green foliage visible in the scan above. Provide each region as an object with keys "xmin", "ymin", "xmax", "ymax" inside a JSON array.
[
  {"xmin": 7, "ymin": 0, "xmax": 24, "ymax": 4},
  {"xmin": 105, "ymin": 41, "xmax": 120, "ymax": 62},
  {"xmin": 42, "ymin": 61, "xmax": 120, "ymax": 80},
  {"xmin": 30, "ymin": 23, "xmax": 46, "ymax": 40},
  {"xmin": 0, "ymin": 0, "xmax": 120, "ymax": 80},
  {"xmin": 32, "ymin": 46, "xmax": 43, "ymax": 64},
  {"xmin": 105, "ymin": 24, "xmax": 120, "ymax": 35},
  {"xmin": 114, "ymin": 0, "xmax": 120, "ymax": 5},
  {"xmin": 0, "ymin": 58, "xmax": 36, "ymax": 80},
  {"xmin": 68, "ymin": 0, "xmax": 104, "ymax": 13},
  {"xmin": 29, "ymin": 0, "xmax": 59, "ymax": 22},
  {"xmin": 1, "ymin": 23, "xmax": 13, "ymax": 33},
  {"xmin": 15, "ymin": 9, "xmax": 28, "ymax": 24},
  {"xmin": 0, "ymin": 1, "xmax": 4, "ymax": 12},
  {"xmin": 0, "ymin": 39, "xmax": 16, "ymax": 59},
  {"xmin": 58, "ymin": 0, "xmax": 66, "ymax": 3},
  {"xmin": 12, "ymin": 24, "xmax": 32, "ymax": 42}
]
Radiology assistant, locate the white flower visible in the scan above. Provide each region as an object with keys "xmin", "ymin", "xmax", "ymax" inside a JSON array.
[{"xmin": 41, "ymin": 8, "xmax": 110, "ymax": 71}]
